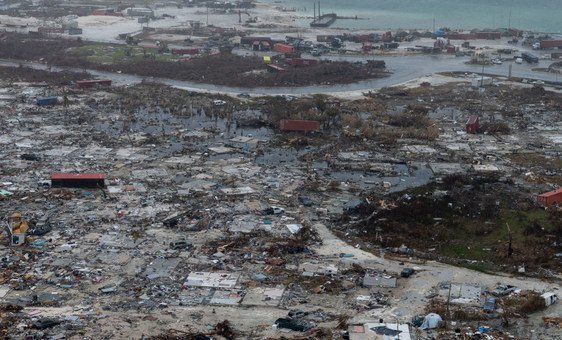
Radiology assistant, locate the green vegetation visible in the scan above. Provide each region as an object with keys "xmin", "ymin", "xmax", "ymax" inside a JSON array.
[
  {"xmin": 438, "ymin": 208, "xmax": 553, "ymax": 263},
  {"xmin": 349, "ymin": 174, "xmax": 561, "ymax": 272},
  {"xmin": 68, "ymin": 44, "xmax": 180, "ymax": 64}
]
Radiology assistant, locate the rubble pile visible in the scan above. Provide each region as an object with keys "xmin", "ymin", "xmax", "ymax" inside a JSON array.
[{"xmin": 0, "ymin": 69, "xmax": 560, "ymax": 338}]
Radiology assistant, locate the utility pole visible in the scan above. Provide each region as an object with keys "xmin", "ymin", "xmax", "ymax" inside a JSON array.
[
  {"xmin": 313, "ymin": 2, "xmax": 316, "ymax": 21},
  {"xmin": 506, "ymin": 223, "xmax": 513, "ymax": 258},
  {"xmin": 480, "ymin": 63, "xmax": 485, "ymax": 87},
  {"xmin": 445, "ymin": 283, "xmax": 452, "ymax": 329}
]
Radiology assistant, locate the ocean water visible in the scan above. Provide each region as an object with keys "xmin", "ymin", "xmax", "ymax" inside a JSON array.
[{"xmin": 262, "ymin": 0, "xmax": 561, "ymax": 33}]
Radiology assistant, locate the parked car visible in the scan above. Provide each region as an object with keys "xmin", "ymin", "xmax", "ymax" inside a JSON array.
[
  {"xmin": 237, "ymin": 92, "xmax": 250, "ymax": 98},
  {"xmin": 483, "ymin": 297, "xmax": 496, "ymax": 312},
  {"xmin": 400, "ymin": 268, "xmax": 415, "ymax": 278},
  {"xmin": 170, "ymin": 238, "xmax": 192, "ymax": 250},
  {"xmin": 491, "ymin": 284, "xmax": 517, "ymax": 296},
  {"xmin": 213, "ymin": 99, "xmax": 226, "ymax": 106}
]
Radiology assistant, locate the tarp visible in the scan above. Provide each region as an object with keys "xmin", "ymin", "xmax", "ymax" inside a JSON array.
[{"xmin": 420, "ymin": 313, "xmax": 442, "ymax": 330}]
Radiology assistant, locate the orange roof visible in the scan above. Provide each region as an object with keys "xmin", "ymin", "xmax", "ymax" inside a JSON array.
[{"xmin": 538, "ymin": 188, "xmax": 562, "ymax": 198}]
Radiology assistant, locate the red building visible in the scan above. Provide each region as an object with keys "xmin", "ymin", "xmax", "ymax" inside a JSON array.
[
  {"xmin": 51, "ymin": 173, "xmax": 105, "ymax": 188},
  {"xmin": 537, "ymin": 188, "xmax": 562, "ymax": 207},
  {"xmin": 273, "ymin": 43, "xmax": 294, "ymax": 54},
  {"xmin": 466, "ymin": 115, "xmax": 479, "ymax": 134},
  {"xmin": 279, "ymin": 119, "xmax": 320, "ymax": 132}
]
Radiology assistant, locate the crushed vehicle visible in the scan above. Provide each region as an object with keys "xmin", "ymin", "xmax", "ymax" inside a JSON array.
[
  {"xmin": 400, "ymin": 268, "xmax": 415, "ymax": 278},
  {"xmin": 491, "ymin": 284, "xmax": 517, "ymax": 296},
  {"xmin": 483, "ymin": 297, "xmax": 496, "ymax": 313},
  {"xmin": 262, "ymin": 206, "xmax": 285, "ymax": 215}
]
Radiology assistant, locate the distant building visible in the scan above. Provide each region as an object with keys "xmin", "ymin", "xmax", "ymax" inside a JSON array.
[{"xmin": 466, "ymin": 115, "xmax": 479, "ymax": 134}]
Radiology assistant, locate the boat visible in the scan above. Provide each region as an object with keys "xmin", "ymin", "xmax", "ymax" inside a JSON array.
[{"xmin": 310, "ymin": 13, "xmax": 337, "ymax": 27}]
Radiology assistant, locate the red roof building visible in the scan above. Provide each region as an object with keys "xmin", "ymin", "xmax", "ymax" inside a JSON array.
[
  {"xmin": 466, "ymin": 115, "xmax": 479, "ymax": 134},
  {"xmin": 537, "ymin": 188, "xmax": 562, "ymax": 207}
]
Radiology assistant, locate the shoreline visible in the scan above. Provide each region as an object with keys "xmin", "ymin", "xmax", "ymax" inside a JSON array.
[{"xmin": 254, "ymin": 0, "xmax": 562, "ymax": 35}]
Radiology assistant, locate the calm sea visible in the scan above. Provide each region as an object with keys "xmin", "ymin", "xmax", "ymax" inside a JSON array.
[{"xmin": 262, "ymin": 0, "xmax": 561, "ymax": 33}]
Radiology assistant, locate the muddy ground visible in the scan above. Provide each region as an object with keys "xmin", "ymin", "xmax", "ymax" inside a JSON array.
[{"xmin": 0, "ymin": 66, "xmax": 90, "ymax": 86}]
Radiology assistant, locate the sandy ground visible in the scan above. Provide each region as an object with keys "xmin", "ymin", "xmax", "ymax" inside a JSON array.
[{"xmin": 311, "ymin": 223, "xmax": 561, "ymax": 338}]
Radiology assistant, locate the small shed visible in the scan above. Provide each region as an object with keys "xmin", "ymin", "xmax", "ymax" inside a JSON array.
[
  {"xmin": 466, "ymin": 115, "xmax": 479, "ymax": 134},
  {"xmin": 537, "ymin": 188, "xmax": 562, "ymax": 207},
  {"xmin": 36, "ymin": 96, "xmax": 58, "ymax": 106},
  {"xmin": 542, "ymin": 292, "xmax": 558, "ymax": 306}
]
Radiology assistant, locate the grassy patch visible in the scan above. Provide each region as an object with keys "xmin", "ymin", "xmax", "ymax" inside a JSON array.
[
  {"xmin": 509, "ymin": 153, "xmax": 562, "ymax": 172},
  {"xmin": 68, "ymin": 45, "xmax": 180, "ymax": 64}
]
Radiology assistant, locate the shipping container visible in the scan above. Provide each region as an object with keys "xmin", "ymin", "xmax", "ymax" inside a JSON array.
[
  {"xmin": 51, "ymin": 173, "xmax": 105, "ymax": 188},
  {"xmin": 537, "ymin": 188, "xmax": 562, "ymax": 207},
  {"xmin": 36, "ymin": 96, "xmax": 58, "ymax": 106},
  {"xmin": 279, "ymin": 119, "xmax": 320, "ymax": 132},
  {"xmin": 465, "ymin": 115, "xmax": 479, "ymax": 134},
  {"xmin": 75, "ymin": 79, "xmax": 112, "ymax": 89},
  {"xmin": 447, "ymin": 33, "xmax": 477, "ymax": 40},
  {"xmin": 539, "ymin": 40, "xmax": 562, "ymax": 49},
  {"xmin": 273, "ymin": 43, "xmax": 294, "ymax": 54},
  {"xmin": 475, "ymin": 32, "xmax": 501, "ymax": 40}
]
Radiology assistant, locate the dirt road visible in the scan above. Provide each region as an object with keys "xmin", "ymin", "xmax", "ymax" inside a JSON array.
[{"xmin": 312, "ymin": 223, "xmax": 560, "ymax": 324}]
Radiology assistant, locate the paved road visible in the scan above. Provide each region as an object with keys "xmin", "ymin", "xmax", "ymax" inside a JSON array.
[{"xmin": 1, "ymin": 54, "xmax": 559, "ymax": 97}]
